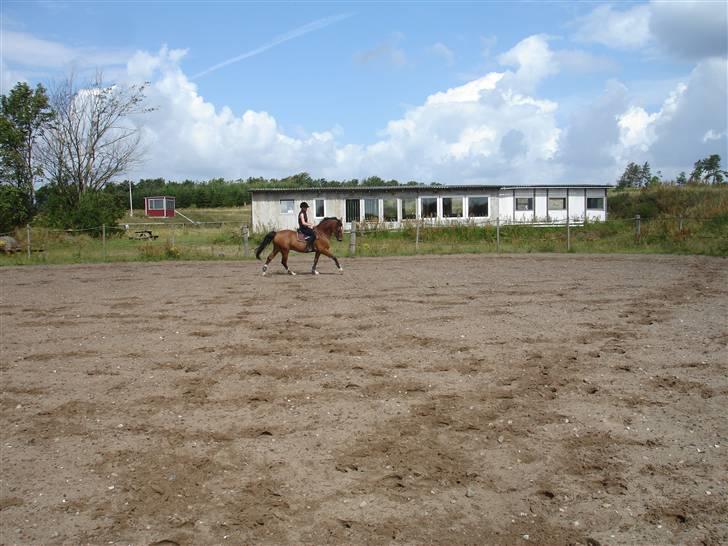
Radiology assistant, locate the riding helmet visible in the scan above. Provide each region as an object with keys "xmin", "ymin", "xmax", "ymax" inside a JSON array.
[{"xmin": 300, "ymin": 202, "xmax": 309, "ymax": 209}]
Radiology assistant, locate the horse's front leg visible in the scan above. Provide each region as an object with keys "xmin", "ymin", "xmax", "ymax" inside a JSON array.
[
  {"xmin": 311, "ymin": 251, "xmax": 321, "ymax": 275},
  {"xmin": 320, "ymin": 248, "xmax": 343, "ymax": 273}
]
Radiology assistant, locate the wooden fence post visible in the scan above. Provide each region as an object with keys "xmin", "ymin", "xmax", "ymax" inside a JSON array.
[
  {"xmin": 242, "ymin": 225, "xmax": 249, "ymax": 257},
  {"xmin": 635, "ymin": 214, "xmax": 641, "ymax": 241},
  {"xmin": 26, "ymin": 224, "xmax": 31, "ymax": 259},
  {"xmin": 415, "ymin": 222, "xmax": 420, "ymax": 252},
  {"xmin": 349, "ymin": 222, "xmax": 357, "ymax": 255},
  {"xmin": 102, "ymin": 224, "xmax": 107, "ymax": 260},
  {"xmin": 566, "ymin": 216, "xmax": 571, "ymax": 252},
  {"xmin": 496, "ymin": 217, "xmax": 500, "ymax": 253},
  {"xmin": 678, "ymin": 216, "xmax": 683, "ymax": 232}
]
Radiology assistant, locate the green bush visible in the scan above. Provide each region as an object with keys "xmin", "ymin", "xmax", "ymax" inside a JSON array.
[
  {"xmin": 608, "ymin": 185, "xmax": 728, "ymax": 220},
  {"xmin": 0, "ymin": 185, "xmax": 33, "ymax": 232},
  {"xmin": 38, "ymin": 187, "xmax": 125, "ymax": 232}
]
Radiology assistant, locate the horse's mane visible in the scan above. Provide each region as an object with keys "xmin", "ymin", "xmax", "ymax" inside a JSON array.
[{"xmin": 320, "ymin": 217, "xmax": 342, "ymax": 224}]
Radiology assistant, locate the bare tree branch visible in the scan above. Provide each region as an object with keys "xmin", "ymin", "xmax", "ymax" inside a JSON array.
[{"xmin": 38, "ymin": 72, "xmax": 153, "ymax": 201}]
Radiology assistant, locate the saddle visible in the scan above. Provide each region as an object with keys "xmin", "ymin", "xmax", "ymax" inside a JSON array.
[{"xmin": 296, "ymin": 230, "xmax": 315, "ymax": 251}]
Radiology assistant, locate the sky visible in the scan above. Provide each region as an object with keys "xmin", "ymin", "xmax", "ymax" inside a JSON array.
[{"xmin": 1, "ymin": 0, "xmax": 726, "ymax": 185}]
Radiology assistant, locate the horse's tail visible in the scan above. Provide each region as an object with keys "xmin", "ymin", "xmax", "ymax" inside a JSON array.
[{"xmin": 255, "ymin": 231, "xmax": 276, "ymax": 260}]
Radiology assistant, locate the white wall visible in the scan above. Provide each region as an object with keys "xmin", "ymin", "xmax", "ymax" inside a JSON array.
[
  {"xmin": 251, "ymin": 187, "xmax": 609, "ymax": 231},
  {"xmin": 546, "ymin": 189, "xmax": 568, "ymax": 222},
  {"xmin": 514, "ymin": 189, "xmax": 535, "ymax": 223},
  {"xmin": 568, "ymin": 189, "xmax": 586, "ymax": 221},
  {"xmin": 586, "ymin": 189, "xmax": 607, "ymax": 222}
]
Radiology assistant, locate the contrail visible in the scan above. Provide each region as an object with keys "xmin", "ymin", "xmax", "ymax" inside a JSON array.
[{"xmin": 192, "ymin": 13, "xmax": 353, "ymax": 79}]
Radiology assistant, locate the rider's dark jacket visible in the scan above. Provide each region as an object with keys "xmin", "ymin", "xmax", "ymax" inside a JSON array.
[{"xmin": 298, "ymin": 210, "xmax": 315, "ymax": 240}]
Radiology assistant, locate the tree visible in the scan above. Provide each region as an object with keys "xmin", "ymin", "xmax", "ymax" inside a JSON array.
[
  {"xmin": 0, "ymin": 82, "xmax": 54, "ymax": 207},
  {"xmin": 38, "ymin": 72, "xmax": 152, "ymax": 206},
  {"xmin": 617, "ymin": 162, "xmax": 642, "ymax": 188},
  {"xmin": 40, "ymin": 186, "xmax": 125, "ymax": 231},
  {"xmin": 617, "ymin": 161, "xmax": 654, "ymax": 188},
  {"xmin": 691, "ymin": 154, "xmax": 727, "ymax": 184},
  {"xmin": 676, "ymin": 171, "xmax": 688, "ymax": 186},
  {"xmin": 0, "ymin": 185, "xmax": 33, "ymax": 232}
]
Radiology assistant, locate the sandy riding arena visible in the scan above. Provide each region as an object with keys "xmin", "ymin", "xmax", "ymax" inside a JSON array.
[{"xmin": 1, "ymin": 254, "xmax": 726, "ymax": 545}]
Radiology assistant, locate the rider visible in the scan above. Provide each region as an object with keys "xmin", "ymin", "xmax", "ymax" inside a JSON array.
[{"xmin": 298, "ymin": 202, "xmax": 316, "ymax": 251}]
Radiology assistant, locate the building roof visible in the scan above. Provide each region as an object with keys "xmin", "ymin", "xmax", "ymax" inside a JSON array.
[{"xmin": 250, "ymin": 184, "xmax": 610, "ymax": 194}]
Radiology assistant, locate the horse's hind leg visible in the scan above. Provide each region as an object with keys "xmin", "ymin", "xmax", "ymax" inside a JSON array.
[
  {"xmin": 281, "ymin": 249, "xmax": 296, "ymax": 275},
  {"xmin": 263, "ymin": 246, "xmax": 279, "ymax": 276},
  {"xmin": 311, "ymin": 252, "xmax": 321, "ymax": 275}
]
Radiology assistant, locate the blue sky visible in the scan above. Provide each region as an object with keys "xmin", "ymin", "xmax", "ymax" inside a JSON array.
[{"xmin": 1, "ymin": 1, "xmax": 726, "ymax": 184}]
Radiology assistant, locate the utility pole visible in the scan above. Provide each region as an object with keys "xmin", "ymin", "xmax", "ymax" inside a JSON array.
[{"xmin": 128, "ymin": 179, "xmax": 134, "ymax": 216}]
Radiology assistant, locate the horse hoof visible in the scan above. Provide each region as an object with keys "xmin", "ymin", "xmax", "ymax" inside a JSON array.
[
  {"xmin": 288, "ymin": 270, "xmax": 296, "ymax": 276},
  {"xmin": 312, "ymin": 269, "xmax": 320, "ymax": 275},
  {"xmin": 338, "ymin": 267, "xmax": 344, "ymax": 273}
]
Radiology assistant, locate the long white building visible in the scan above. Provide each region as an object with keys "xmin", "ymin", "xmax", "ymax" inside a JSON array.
[{"xmin": 250, "ymin": 184, "xmax": 609, "ymax": 231}]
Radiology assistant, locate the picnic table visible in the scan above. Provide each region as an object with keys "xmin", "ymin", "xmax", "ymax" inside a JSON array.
[{"xmin": 129, "ymin": 230, "xmax": 159, "ymax": 240}]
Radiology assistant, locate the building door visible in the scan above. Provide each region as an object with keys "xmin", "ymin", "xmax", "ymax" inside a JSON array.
[{"xmin": 345, "ymin": 199, "xmax": 360, "ymax": 223}]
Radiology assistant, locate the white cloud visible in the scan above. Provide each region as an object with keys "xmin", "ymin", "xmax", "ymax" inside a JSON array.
[
  {"xmin": 425, "ymin": 72, "xmax": 503, "ymax": 105},
  {"xmin": 429, "ymin": 42, "xmax": 455, "ymax": 65},
  {"xmin": 606, "ymin": 59, "xmax": 726, "ymax": 179},
  {"xmin": 572, "ymin": 4, "xmax": 651, "ymax": 50},
  {"xmin": 703, "ymin": 130, "xmax": 726, "ymax": 143},
  {"xmin": 617, "ymin": 105, "xmax": 659, "ymax": 151},
  {"xmin": 648, "ymin": 58, "xmax": 728, "ymax": 169},
  {"xmin": 5, "ymin": 27, "xmax": 725, "ymax": 186},
  {"xmin": 1, "ymin": 30, "xmax": 130, "ymax": 69},
  {"xmin": 650, "ymin": 1, "xmax": 728, "ymax": 60},
  {"xmin": 572, "ymin": 1, "xmax": 727, "ymax": 61},
  {"xmin": 553, "ymin": 49, "xmax": 618, "ymax": 74},
  {"xmin": 124, "ymin": 37, "xmax": 565, "ymax": 184},
  {"xmin": 497, "ymin": 34, "xmax": 558, "ymax": 92},
  {"xmin": 355, "ymin": 34, "xmax": 407, "ymax": 67}
]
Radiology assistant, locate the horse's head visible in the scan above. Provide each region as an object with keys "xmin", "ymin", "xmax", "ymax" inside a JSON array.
[{"xmin": 320, "ymin": 217, "xmax": 344, "ymax": 241}]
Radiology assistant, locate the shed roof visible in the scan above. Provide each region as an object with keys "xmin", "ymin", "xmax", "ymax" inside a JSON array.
[{"xmin": 250, "ymin": 184, "xmax": 610, "ymax": 194}]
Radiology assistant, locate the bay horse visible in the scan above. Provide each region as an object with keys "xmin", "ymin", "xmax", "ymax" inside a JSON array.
[{"xmin": 255, "ymin": 217, "xmax": 344, "ymax": 276}]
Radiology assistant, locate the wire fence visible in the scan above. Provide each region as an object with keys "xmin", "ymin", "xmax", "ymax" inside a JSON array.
[
  {"xmin": 347, "ymin": 214, "xmax": 726, "ymax": 256},
  {"xmin": 0, "ymin": 215, "xmax": 725, "ymax": 265},
  {"xmin": 0, "ymin": 222, "xmax": 252, "ymax": 264}
]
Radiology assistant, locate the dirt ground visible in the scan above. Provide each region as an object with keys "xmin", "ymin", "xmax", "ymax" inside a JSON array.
[{"xmin": 1, "ymin": 253, "xmax": 727, "ymax": 545}]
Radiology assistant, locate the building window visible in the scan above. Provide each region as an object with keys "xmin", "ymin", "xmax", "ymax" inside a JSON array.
[
  {"xmin": 383, "ymin": 199, "xmax": 397, "ymax": 221},
  {"xmin": 345, "ymin": 199, "xmax": 360, "ymax": 223},
  {"xmin": 468, "ymin": 196, "xmax": 489, "ymax": 217},
  {"xmin": 421, "ymin": 197, "xmax": 437, "ymax": 218},
  {"xmin": 442, "ymin": 197, "xmax": 463, "ymax": 218},
  {"xmin": 516, "ymin": 198, "xmax": 533, "ymax": 211},
  {"xmin": 364, "ymin": 199, "xmax": 379, "ymax": 221},
  {"xmin": 587, "ymin": 197, "xmax": 604, "ymax": 210},
  {"xmin": 314, "ymin": 199, "xmax": 325, "ymax": 218},
  {"xmin": 148, "ymin": 199, "xmax": 164, "ymax": 210},
  {"xmin": 280, "ymin": 200, "xmax": 295, "ymax": 214},
  {"xmin": 402, "ymin": 198, "xmax": 417, "ymax": 220},
  {"xmin": 548, "ymin": 197, "xmax": 566, "ymax": 210}
]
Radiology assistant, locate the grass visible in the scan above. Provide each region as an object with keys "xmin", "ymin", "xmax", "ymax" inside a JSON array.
[
  {"xmin": 120, "ymin": 206, "xmax": 251, "ymax": 226},
  {"xmin": 2, "ymin": 186, "xmax": 727, "ymax": 266},
  {"xmin": 350, "ymin": 216, "xmax": 728, "ymax": 257}
]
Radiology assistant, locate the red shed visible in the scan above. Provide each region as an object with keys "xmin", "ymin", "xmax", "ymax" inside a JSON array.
[{"xmin": 144, "ymin": 196, "xmax": 176, "ymax": 218}]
